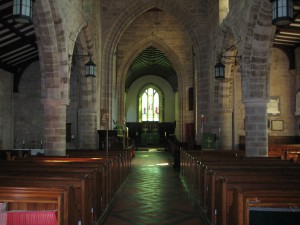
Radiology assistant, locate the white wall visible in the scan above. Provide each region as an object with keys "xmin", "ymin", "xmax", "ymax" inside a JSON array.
[{"xmin": 125, "ymin": 75, "xmax": 175, "ymax": 122}]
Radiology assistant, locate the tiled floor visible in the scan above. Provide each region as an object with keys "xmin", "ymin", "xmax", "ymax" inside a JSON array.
[{"xmin": 103, "ymin": 150, "xmax": 205, "ymax": 225}]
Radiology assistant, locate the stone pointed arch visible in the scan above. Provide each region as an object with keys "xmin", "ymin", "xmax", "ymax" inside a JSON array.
[
  {"xmin": 241, "ymin": 0, "xmax": 274, "ymax": 100},
  {"xmin": 116, "ymin": 36, "xmax": 186, "ymax": 139},
  {"xmin": 117, "ymin": 35, "xmax": 185, "ymax": 97},
  {"xmin": 68, "ymin": 26, "xmax": 98, "ymax": 150},
  {"xmin": 33, "ymin": 0, "xmax": 70, "ymax": 155},
  {"xmin": 34, "ymin": 0, "xmax": 69, "ymax": 100},
  {"xmin": 73, "ymin": 26, "xmax": 97, "ymax": 108},
  {"xmin": 214, "ymin": 26, "xmax": 242, "ymax": 150},
  {"xmin": 228, "ymin": 0, "xmax": 274, "ymax": 156},
  {"xmin": 102, "ymin": 0, "xmax": 209, "ymax": 142},
  {"xmin": 242, "ymin": 0, "xmax": 274, "ymax": 157}
]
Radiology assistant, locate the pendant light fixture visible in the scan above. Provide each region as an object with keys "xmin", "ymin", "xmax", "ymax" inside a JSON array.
[
  {"xmin": 271, "ymin": 0, "xmax": 294, "ymax": 26},
  {"xmin": 13, "ymin": 0, "xmax": 33, "ymax": 23}
]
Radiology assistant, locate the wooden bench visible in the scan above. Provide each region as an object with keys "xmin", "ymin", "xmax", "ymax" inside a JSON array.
[
  {"xmin": 201, "ymin": 163, "xmax": 299, "ymax": 216},
  {"xmin": 0, "ymin": 173, "xmax": 91, "ymax": 225},
  {"xmin": 180, "ymin": 149, "xmax": 300, "ymax": 225},
  {"xmin": 0, "ymin": 150, "xmax": 132, "ymax": 224},
  {"xmin": 269, "ymin": 144, "xmax": 300, "ymax": 159},
  {"xmin": 0, "ymin": 185, "xmax": 75, "ymax": 225},
  {"xmin": 231, "ymin": 187, "xmax": 300, "ymax": 225},
  {"xmin": 286, "ymin": 151, "xmax": 300, "ymax": 162},
  {"xmin": 5, "ymin": 154, "xmax": 131, "ymax": 222},
  {"xmin": 1, "ymin": 158, "xmax": 112, "ymax": 223},
  {"xmin": 193, "ymin": 157, "xmax": 298, "ymax": 207},
  {"xmin": 0, "ymin": 164, "xmax": 100, "ymax": 221},
  {"xmin": 181, "ymin": 152, "xmax": 297, "ymax": 206},
  {"xmin": 214, "ymin": 177, "xmax": 300, "ymax": 225},
  {"xmin": 18, "ymin": 156, "xmax": 122, "ymax": 207}
]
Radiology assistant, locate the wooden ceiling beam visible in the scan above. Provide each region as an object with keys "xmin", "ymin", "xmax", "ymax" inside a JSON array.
[{"xmin": 0, "ymin": 37, "xmax": 36, "ymax": 54}]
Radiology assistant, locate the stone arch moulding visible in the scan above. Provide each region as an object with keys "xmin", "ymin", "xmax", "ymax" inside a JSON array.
[
  {"xmin": 116, "ymin": 37, "xmax": 185, "ymax": 138},
  {"xmin": 34, "ymin": 0, "xmax": 68, "ymax": 100},
  {"xmin": 69, "ymin": 26, "xmax": 97, "ymax": 106},
  {"xmin": 118, "ymin": 37, "xmax": 184, "ymax": 96},
  {"xmin": 237, "ymin": 0, "xmax": 274, "ymax": 157},
  {"xmin": 241, "ymin": 0, "xmax": 273, "ymax": 100},
  {"xmin": 101, "ymin": 0, "xmax": 207, "ymax": 129},
  {"xmin": 33, "ymin": 0, "xmax": 71, "ymax": 155}
]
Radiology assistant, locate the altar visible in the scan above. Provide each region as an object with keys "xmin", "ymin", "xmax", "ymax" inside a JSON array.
[
  {"xmin": 141, "ymin": 132, "xmax": 159, "ymax": 145},
  {"xmin": 125, "ymin": 121, "xmax": 176, "ymax": 146}
]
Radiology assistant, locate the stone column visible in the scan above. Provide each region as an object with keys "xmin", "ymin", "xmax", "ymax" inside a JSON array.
[
  {"xmin": 215, "ymin": 109, "xmax": 233, "ymax": 150},
  {"xmin": 78, "ymin": 108, "xmax": 97, "ymax": 149},
  {"xmin": 243, "ymin": 98, "xmax": 268, "ymax": 157},
  {"xmin": 41, "ymin": 99, "xmax": 69, "ymax": 156}
]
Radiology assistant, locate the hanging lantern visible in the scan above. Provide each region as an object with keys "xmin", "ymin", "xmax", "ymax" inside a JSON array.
[
  {"xmin": 85, "ymin": 57, "xmax": 96, "ymax": 77},
  {"xmin": 214, "ymin": 61, "xmax": 225, "ymax": 79},
  {"xmin": 271, "ymin": 0, "xmax": 294, "ymax": 26},
  {"xmin": 13, "ymin": 0, "xmax": 33, "ymax": 23}
]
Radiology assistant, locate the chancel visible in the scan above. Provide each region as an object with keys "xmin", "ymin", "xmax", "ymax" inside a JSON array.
[{"xmin": 0, "ymin": 0, "xmax": 300, "ymax": 225}]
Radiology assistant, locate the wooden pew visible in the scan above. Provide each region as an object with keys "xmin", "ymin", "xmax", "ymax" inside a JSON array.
[
  {"xmin": 196, "ymin": 158, "xmax": 298, "ymax": 211},
  {"xmin": 0, "ymin": 174, "xmax": 91, "ymax": 225},
  {"xmin": 286, "ymin": 151, "xmax": 300, "ymax": 162},
  {"xmin": 1, "ymin": 158, "xmax": 111, "ymax": 223},
  {"xmin": 66, "ymin": 150, "xmax": 131, "ymax": 200},
  {"xmin": 11, "ymin": 155, "xmax": 131, "ymax": 221},
  {"xmin": 214, "ymin": 177, "xmax": 300, "ymax": 225},
  {"xmin": 181, "ymin": 151, "xmax": 298, "ymax": 208},
  {"xmin": 18, "ymin": 156, "xmax": 119, "ymax": 207},
  {"xmin": 231, "ymin": 187, "xmax": 300, "ymax": 225},
  {"xmin": 0, "ymin": 151, "xmax": 132, "ymax": 224},
  {"xmin": 180, "ymin": 149, "xmax": 300, "ymax": 225},
  {"xmin": 0, "ymin": 164, "xmax": 100, "ymax": 221},
  {"xmin": 202, "ymin": 165, "xmax": 299, "ymax": 216},
  {"xmin": 66, "ymin": 149, "xmax": 132, "ymax": 181},
  {"xmin": 268, "ymin": 144, "xmax": 300, "ymax": 159},
  {"xmin": 0, "ymin": 185, "xmax": 75, "ymax": 225}
]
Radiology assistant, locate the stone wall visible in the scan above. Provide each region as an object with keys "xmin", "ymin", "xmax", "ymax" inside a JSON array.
[
  {"xmin": 269, "ymin": 48, "xmax": 296, "ymax": 136},
  {"xmin": 0, "ymin": 69, "xmax": 13, "ymax": 149},
  {"xmin": 1, "ymin": 0, "xmax": 299, "ymax": 155},
  {"xmin": 14, "ymin": 62, "xmax": 44, "ymax": 149}
]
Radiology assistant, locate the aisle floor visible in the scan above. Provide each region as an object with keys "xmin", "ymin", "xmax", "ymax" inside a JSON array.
[{"xmin": 103, "ymin": 150, "xmax": 205, "ymax": 225}]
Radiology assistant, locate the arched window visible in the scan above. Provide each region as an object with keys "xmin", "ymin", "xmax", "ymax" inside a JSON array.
[{"xmin": 141, "ymin": 87, "xmax": 159, "ymax": 121}]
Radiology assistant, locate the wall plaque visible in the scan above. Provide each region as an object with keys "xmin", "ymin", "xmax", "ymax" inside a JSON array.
[
  {"xmin": 271, "ymin": 120, "xmax": 284, "ymax": 131},
  {"xmin": 267, "ymin": 96, "xmax": 280, "ymax": 115}
]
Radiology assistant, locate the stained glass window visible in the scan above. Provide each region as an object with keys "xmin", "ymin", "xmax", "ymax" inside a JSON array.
[{"xmin": 141, "ymin": 87, "xmax": 159, "ymax": 121}]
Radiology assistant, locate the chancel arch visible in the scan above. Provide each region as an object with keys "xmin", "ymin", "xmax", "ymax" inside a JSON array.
[{"xmin": 103, "ymin": 1, "xmax": 207, "ymax": 143}]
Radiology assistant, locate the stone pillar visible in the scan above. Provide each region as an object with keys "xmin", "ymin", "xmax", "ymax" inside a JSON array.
[
  {"xmin": 215, "ymin": 110, "xmax": 233, "ymax": 150},
  {"xmin": 243, "ymin": 98, "xmax": 268, "ymax": 157},
  {"xmin": 78, "ymin": 108, "xmax": 97, "ymax": 149},
  {"xmin": 42, "ymin": 99, "xmax": 69, "ymax": 156}
]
